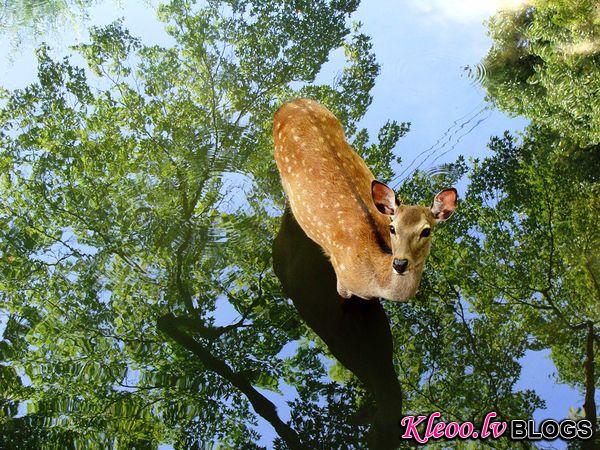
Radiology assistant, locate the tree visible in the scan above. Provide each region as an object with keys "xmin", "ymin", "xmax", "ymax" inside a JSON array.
[
  {"xmin": 481, "ymin": 3, "xmax": 600, "ymax": 445},
  {"xmin": 385, "ymin": 162, "xmax": 542, "ymax": 450},
  {"xmin": 442, "ymin": 126, "xmax": 599, "ymax": 448},
  {"xmin": 0, "ymin": 0, "xmax": 415, "ymax": 447},
  {"xmin": 0, "ymin": 0, "xmax": 97, "ymax": 49},
  {"xmin": 1, "ymin": 0, "xmax": 569, "ymax": 448},
  {"xmin": 483, "ymin": 0, "xmax": 600, "ymax": 146}
]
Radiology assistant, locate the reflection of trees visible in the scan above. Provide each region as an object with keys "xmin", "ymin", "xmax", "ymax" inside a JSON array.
[
  {"xmin": 390, "ymin": 129, "xmax": 597, "ymax": 447},
  {"xmin": 0, "ymin": 0, "xmax": 409, "ymax": 447},
  {"xmin": 1, "ymin": 0, "xmax": 594, "ymax": 448},
  {"xmin": 482, "ymin": 2, "xmax": 600, "ymax": 447},
  {"xmin": 157, "ymin": 314, "xmax": 305, "ymax": 449},
  {"xmin": 382, "ymin": 164, "xmax": 541, "ymax": 450},
  {"xmin": 483, "ymin": 0, "xmax": 600, "ymax": 146},
  {"xmin": 444, "ymin": 129, "xmax": 599, "ymax": 449},
  {"xmin": 0, "ymin": 0, "xmax": 97, "ymax": 48}
]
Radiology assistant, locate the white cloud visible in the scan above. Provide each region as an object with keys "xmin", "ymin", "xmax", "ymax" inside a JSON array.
[{"xmin": 407, "ymin": 0, "xmax": 532, "ymax": 25}]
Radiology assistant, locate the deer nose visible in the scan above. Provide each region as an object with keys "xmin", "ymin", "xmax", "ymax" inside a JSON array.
[{"xmin": 393, "ymin": 258, "xmax": 409, "ymax": 274}]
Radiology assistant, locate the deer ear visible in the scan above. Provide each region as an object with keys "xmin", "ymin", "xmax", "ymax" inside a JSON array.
[
  {"xmin": 371, "ymin": 180, "xmax": 397, "ymax": 216},
  {"xmin": 431, "ymin": 188, "xmax": 457, "ymax": 222}
]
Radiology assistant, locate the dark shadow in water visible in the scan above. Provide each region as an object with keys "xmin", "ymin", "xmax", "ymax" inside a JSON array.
[{"xmin": 272, "ymin": 209, "xmax": 403, "ymax": 450}]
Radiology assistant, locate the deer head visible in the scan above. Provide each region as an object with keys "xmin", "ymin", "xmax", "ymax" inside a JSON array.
[{"xmin": 371, "ymin": 181, "xmax": 457, "ymax": 276}]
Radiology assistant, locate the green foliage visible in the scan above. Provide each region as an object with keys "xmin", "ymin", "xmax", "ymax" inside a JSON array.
[
  {"xmin": 483, "ymin": 0, "xmax": 600, "ymax": 146},
  {"xmin": 385, "ymin": 161, "xmax": 543, "ymax": 449},
  {"xmin": 462, "ymin": 126, "xmax": 599, "ymax": 390},
  {"xmin": 482, "ymin": 7, "xmax": 600, "ymax": 440},
  {"xmin": 353, "ymin": 120, "xmax": 410, "ymax": 184},
  {"xmin": 2, "ymin": 0, "xmax": 596, "ymax": 447},
  {"xmin": 0, "ymin": 0, "xmax": 411, "ymax": 447},
  {"xmin": 0, "ymin": 0, "xmax": 97, "ymax": 49}
]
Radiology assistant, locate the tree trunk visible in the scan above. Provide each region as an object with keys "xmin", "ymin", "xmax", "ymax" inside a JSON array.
[
  {"xmin": 582, "ymin": 322, "xmax": 597, "ymax": 450},
  {"xmin": 157, "ymin": 314, "xmax": 307, "ymax": 450}
]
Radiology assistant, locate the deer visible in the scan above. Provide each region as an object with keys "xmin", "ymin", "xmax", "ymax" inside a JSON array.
[{"xmin": 273, "ymin": 98, "xmax": 457, "ymax": 302}]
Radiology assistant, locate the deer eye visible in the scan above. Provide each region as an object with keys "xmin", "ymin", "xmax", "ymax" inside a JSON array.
[
  {"xmin": 420, "ymin": 228, "xmax": 431, "ymax": 238},
  {"xmin": 389, "ymin": 225, "xmax": 396, "ymax": 235}
]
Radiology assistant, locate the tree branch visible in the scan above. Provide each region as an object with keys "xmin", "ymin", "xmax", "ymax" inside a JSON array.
[{"xmin": 157, "ymin": 313, "xmax": 306, "ymax": 450}]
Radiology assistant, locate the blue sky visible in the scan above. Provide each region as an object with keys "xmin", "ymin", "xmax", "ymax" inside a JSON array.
[{"xmin": 0, "ymin": 0, "xmax": 591, "ymax": 448}]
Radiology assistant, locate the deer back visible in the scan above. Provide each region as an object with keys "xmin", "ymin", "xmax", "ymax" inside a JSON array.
[{"xmin": 273, "ymin": 99, "xmax": 392, "ymax": 286}]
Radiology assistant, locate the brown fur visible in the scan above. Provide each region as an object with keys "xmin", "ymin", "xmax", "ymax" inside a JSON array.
[{"xmin": 273, "ymin": 98, "xmax": 445, "ymax": 301}]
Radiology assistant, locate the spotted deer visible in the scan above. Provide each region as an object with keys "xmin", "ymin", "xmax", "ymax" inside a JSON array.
[{"xmin": 273, "ymin": 98, "xmax": 457, "ymax": 302}]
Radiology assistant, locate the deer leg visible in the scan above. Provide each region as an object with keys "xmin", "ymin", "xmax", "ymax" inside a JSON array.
[{"xmin": 330, "ymin": 257, "xmax": 352, "ymax": 299}]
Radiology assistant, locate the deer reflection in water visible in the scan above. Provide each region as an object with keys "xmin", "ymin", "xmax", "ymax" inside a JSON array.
[{"xmin": 273, "ymin": 209, "xmax": 404, "ymax": 450}]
